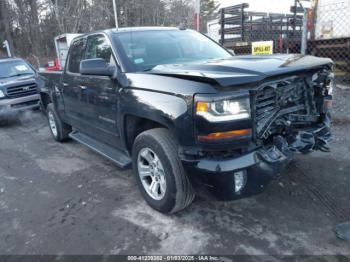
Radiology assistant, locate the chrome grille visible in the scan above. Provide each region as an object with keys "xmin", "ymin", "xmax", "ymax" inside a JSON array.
[{"xmin": 6, "ymin": 83, "xmax": 38, "ymax": 98}]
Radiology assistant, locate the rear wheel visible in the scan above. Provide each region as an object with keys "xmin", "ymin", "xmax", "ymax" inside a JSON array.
[
  {"xmin": 47, "ymin": 103, "xmax": 71, "ymax": 142},
  {"xmin": 132, "ymin": 128, "xmax": 195, "ymax": 213}
]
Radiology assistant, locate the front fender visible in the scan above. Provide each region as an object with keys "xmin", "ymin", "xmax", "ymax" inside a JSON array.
[{"xmin": 120, "ymin": 88, "xmax": 194, "ymax": 146}]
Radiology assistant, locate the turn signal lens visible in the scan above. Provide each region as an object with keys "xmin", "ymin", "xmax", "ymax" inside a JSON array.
[
  {"xmin": 196, "ymin": 102, "xmax": 209, "ymax": 113},
  {"xmin": 198, "ymin": 129, "xmax": 252, "ymax": 141}
]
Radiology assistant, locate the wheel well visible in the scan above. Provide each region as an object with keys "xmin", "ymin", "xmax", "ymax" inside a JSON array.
[
  {"xmin": 124, "ymin": 115, "xmax": 167, "ymax": 152},
  {"xmin": 40, "ymin": 92, "xmax": 51, "ymax": 111}
]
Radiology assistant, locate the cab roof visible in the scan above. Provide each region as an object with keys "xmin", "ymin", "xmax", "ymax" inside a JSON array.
[
  {"xmin": 110, "ymin": 26, "xmax": 181, "ymax": 33},
  {"xmin": 0, "ymin": 58, "xmax": 24, "ymax": 63},
  {"xmin": 74, "ymin": 26, "xmax": 186, "ymax": 40}
]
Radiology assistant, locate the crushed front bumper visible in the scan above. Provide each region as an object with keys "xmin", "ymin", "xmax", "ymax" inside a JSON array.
[
  {"xmin": 182, "ymin": 122, "xmax": 331, "ymax": 200},
  {"xmin": 183, "ymin": 146, "xmax": 289, "ymax": 201},
  {"xmin": 0, "ymin": 94, "xmax": 40, "ymax": 115}
]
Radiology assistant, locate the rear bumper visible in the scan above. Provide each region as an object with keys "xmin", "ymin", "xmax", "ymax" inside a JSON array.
[{"xmin": 0, "ymin": 94, "xmax": 40, "ymax": 114}]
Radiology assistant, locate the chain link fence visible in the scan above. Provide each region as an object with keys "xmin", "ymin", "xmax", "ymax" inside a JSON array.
[
  {"xmin": 308, "ymin": 0, "xmax": 350, "ymax": 86},
  {"xmin": 219, "ymin": 3, "xmax": 304, "ymax": 54},
  {"xmin": 217, "ymin": 1, "xmax": 350, "ymax": 87}
]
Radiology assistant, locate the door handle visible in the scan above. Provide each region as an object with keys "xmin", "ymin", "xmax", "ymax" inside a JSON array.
[{"xmin": 79, "ymin": 85, "xmax": 87, "ymax": 90}]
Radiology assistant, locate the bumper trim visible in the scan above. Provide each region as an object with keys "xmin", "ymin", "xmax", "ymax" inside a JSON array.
[
  {"xmin": 182, "ymin": 135, "xmax": 305, "ymax": 200},
  {"xmin": 197, "ymin": 151, "xmax": 259, "ymax": 173},
  {"xmin": 0, "ymin": 94, "xmax": 40, "ymax": 113}
]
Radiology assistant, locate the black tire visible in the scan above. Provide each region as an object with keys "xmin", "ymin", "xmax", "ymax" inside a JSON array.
[
  {"xmin": 39, "ymin": 101, "xmax": 47, "ymax": 115},
  {"xmin": 132, "ymin": 128, "xmax": 195, "ymax": 214},
  {"xmin": 47, "ymin": 103, "xmax": 71, "ymax": 142}
]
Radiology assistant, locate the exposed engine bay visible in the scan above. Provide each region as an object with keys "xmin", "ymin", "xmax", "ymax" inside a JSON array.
[{"xmin": 252, "ymin": 69, "xmax": 333, "ymax": 158}]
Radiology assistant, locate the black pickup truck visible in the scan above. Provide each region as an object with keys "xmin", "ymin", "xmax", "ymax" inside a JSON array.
[
  {"xmin": 39, "ymin": 27, "xmax": 333, "ymax": 213},
  {"xmin": 0, "ymin": 58, "xmax": 41, "ymax": 116}
]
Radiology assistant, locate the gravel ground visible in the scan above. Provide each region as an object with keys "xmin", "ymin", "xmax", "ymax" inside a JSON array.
[
  {"xmin": 332, "ymin": 86, "xmax": 350, "ymax": 123},
  {"xmin": 0, "ymin": 106, "xmax": 349, "ymax": 256}
]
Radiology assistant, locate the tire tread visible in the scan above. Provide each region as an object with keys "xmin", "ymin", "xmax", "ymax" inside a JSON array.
[
  {"xmin": 134, "ymin": 128, "xmax": 195, "ymax": 213},
  {"xmin": 47, "ymin": 103, "xmax": 71, "ymax": 142}
]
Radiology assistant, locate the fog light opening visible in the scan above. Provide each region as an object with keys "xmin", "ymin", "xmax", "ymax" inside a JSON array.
[{"xmin": 234, "ymin": 170, "xmax": 247, "ymax": 193}]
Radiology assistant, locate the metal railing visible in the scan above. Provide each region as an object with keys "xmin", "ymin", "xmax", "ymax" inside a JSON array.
[{"xmin": 219, "ymin": 1, "xmax": 350, "ymax": 86}]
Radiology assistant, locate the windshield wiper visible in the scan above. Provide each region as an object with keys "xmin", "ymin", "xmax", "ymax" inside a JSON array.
[
  {"xmin": 9, "ymin": 73, "xmax": 33, "ymax": 78},
  {"xmin": 142, "ymin": 68, "xmax": 155, "ymax": 72}
]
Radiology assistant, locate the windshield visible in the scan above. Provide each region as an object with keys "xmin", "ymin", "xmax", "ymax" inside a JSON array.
[
  {"xmin": 114, "ymin": 29, "xmax": 232, "ymax": 72},
  {"xmin": 0, "ymin": 60, "xmax": 35, "ymax": 79}
]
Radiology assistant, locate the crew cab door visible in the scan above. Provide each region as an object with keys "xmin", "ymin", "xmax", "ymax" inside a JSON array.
[
  {"xmin": 62, "ymin": 35, "xmax": 121, "ymax": 148},
  {"xmin": 79, "ymin": 34, "xmax": 121, "ymax": 148},
  {"xmin": 61, "ymin": 38, "xmax": 88, "ymax": 129}
]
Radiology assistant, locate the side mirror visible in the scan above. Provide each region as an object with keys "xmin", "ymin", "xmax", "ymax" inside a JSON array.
[{"xmin": 80, "ymin": 58, "xmax": 116, "ymax": 77}]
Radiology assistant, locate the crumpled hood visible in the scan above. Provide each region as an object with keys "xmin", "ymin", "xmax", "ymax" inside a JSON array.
[{"xmin": 148, "ymin": 54, "xmax": 333, "ymax": 87}]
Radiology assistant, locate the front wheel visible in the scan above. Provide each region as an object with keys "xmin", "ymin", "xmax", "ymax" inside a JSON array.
[{"xmin": 132, "ymin": 128, "xmax": 195, "ymax": 214}]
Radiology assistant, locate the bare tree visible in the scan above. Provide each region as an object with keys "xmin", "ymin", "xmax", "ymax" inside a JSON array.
[
  {"xmin": 0, "ymin": 0, "xmax": 196, "ymax": 63},
  {"xmin": 0, "ymin": 0, "xmax": 15, "ymax": 56},
  {"xmin": 49, "ymin": 0, "xmax": 87, "ymax": 33},
  {"xmin": 165, "ymin": 0, "xmax": 195, "ymax": 27}
]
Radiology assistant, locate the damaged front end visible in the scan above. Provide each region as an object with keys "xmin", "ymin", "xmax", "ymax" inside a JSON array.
[
  {"xmin": 252, "ymin": 69, "xmax": 333, "ymax": 172},
  {"xmin": 184, "ymin": 68, "xmax": 334, "ymax": 200}
]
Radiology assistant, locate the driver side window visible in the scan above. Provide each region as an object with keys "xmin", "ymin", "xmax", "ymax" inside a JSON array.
[{"xmin": 85, "ymin": 35, "xmax": 115, "ymax": 66}]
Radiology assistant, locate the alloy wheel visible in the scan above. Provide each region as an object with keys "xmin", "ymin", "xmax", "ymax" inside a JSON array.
[{"xmin": 137, "ymin": 148, "xmax": 167, "ymax": 200}]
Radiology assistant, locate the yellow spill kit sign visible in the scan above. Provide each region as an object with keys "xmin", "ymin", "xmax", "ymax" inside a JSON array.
[{"xmin": 252, "ymin": 41, "xmax": 273, "ymax": 55}]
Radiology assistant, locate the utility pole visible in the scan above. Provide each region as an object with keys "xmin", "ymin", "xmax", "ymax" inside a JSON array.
[
  {"xmin": 2, "ymin": 40, "xmax": 12, "ymax": 58},
  {"xmin": 301, "ymin": 7, "xmax": 309, "ymax": 55},
  {"xmin": 195, "ymin": 0, "xmax": 200, "ymax": 31},
  {"xmin": 299, "ymin": 0, "xmax": 312, "ymax": 55},
  {"xmin": 112, "ymin": 0, "xmax": 119, "ymax": 29}
]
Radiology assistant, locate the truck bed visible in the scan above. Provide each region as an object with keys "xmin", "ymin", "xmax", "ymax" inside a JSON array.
[{"xmin": 39, "ymin": 70, "xmax": 63, "ymax": 94}]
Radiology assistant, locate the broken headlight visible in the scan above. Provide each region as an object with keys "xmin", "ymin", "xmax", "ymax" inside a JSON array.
[
  {"xmin": 196, "ymin": 97, "xmax": 251, "ymax": 122},
  {"xmin": 326, "ymin": 73, "xmax": 335, "ymax": 95},
  {"xmin": 313, "ymin": 71, "xmax": 335, "ymax": 96}
]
